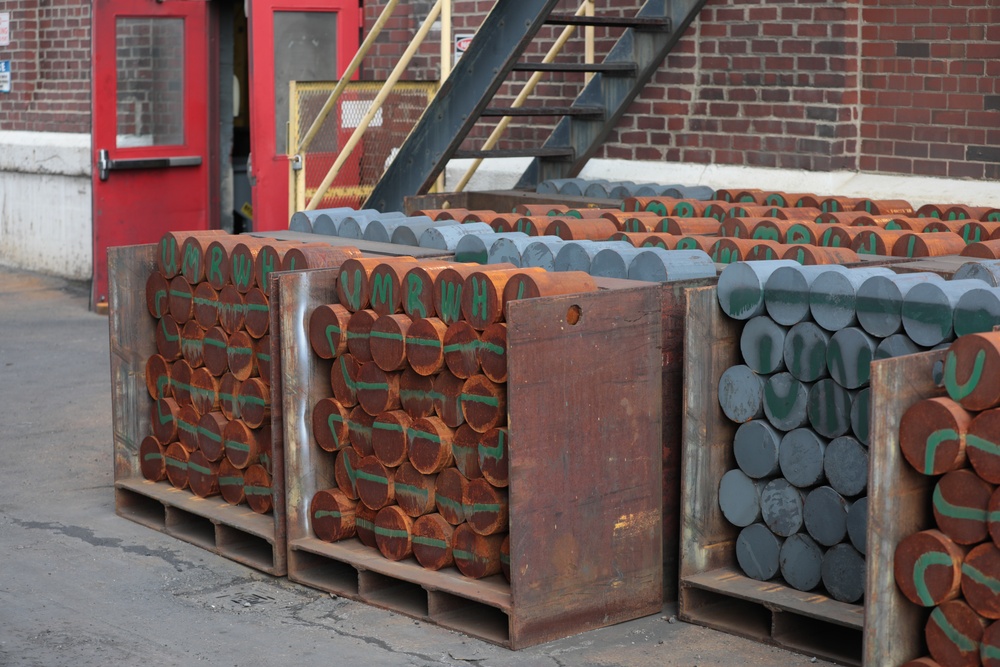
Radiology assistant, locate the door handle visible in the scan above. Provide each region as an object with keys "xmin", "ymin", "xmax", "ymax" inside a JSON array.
[{"xmin": 98, "ymin": 149, "xmax": 202, "ymax": 181}]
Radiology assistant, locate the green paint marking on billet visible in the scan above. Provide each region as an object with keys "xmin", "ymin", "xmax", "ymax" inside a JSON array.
[
  {"xmin": 339, "ymin": 269, "xmax": 363, "ymax": 311},
  {"xmin": 256, "ymin": 351, "xmax": 271, "ymax": 363},
  {"xmin": 443, "ymin": 341, "xmax": 479, "ymax": 354},
  {"xmin": 355, "ymin": 518, "xmax": 374, "ymax": 531},
  {"xmin": 232, "ymin": 255, "xmax": 253, "ymax": 290},
  {"xmin": 933, "ymin": 484, "xmax": 986, "ymax": 522},
  {"xmin": 157, "ymin": 401, "xmax": 174, "ymax": 425},
  {"xmin": 182, "ymin": 243, "xmax": 200, "ymax": 279},
  {"xmin": 160, "ymin": 320, "xmax": 181, "ymax": 343},
  {"xmin": 166, "ymin": 458, "xmax": 187, "ymax": 470},
  {"xmin": 346, "ymin": 330, "xmax": 369, "ymax": 343},
  {"xmin": 188, "ymin": 461, "xmax": 212, "ymax": 476},
  {"xmin": 406, "ymin": 336, "xmax": 443, "ymax": 348},
  {"xmin": 905, "ymin": 235, "xmax": 918, "ymax": 257},
  {"xmin": 354, "ymin": 469, "xmax": 389, "ymax": 485},
  {"xmin": 178, "ymin": 419, "xmax": 199, "ymax": 435},
  {"xmin": 479, "ymin": 341, "xmax": 505, "ymax": 357},
  {"xmin": 197, "ymin": 425, "xmax": 222, "ymax": 442},
  {"xmin": 462, "ymin": 392, "xmax": 499, "ymax": 407},
  {"xmin": 923, "ymin": 429, "xmax": 960, "ymax": 474},
  {"xmin": 929, "ymin": 606, "xmax": 977, "ymax": 652},
  {"xmin": 370, "ymin": 330, "xmax": 404, "ymax": 342},
  {"xmin": 642, "ymin": 240, "xmax": 667, "ymax": 250},
  {"xmin": 399, "ymin": 389, "xmax": 429, "ymax": 402},
  {"xmin": 515, "ymin": 280, "xmax": 526, "ymax": 301},
  {"xmin": 153, "ymin": 290, "xmax": 168, "ymax": 317},
  {"xmin": 342, "ymin": 454, "xmax": 358, "ymax": 487},
  {"xmin": 219, "ymin": 476, "xmax": 243, "ymax": 487},
  {"xmin": 395, "ymin": 482, "xmax": 428, "ymax": 502},
  {"xmin": 469, "ymin": 276, "xmax": 489, "ymax": 322},
  {"xmin": 372, "ymin": 421, "xmax": 403, "ymax": 433},
  {"xmin": 646, "ymin": 202, "xmax": 668, "ymax": 216},
  {"xmin": 405, "ymin": 274, "xmax": 427, "ymax": 318},
  {"xmin": 350, "ymin": 423, "xmax": 372, "ymax": 437},
  {"xmin": 763, "ymin": 379, "xmax": 797, "ymax": 421},
  {"xmin": 373, "ymin": 526, "xmax": 409, "ymax": 540},
  {"xmin": 161, "ymin": 238, "xmax": 179, "ymax": 275},
  {"xmin": 143, "ymin": 452, "xmax": 164, "ymax": 462},
  {"xmin": 371, "ymin": 273, "xmax": 393, "ymax": 310},
  {"xmin": 192, "ymin": 296, "xmax": 218, "ymax": 308},
  {"xmin": 886, "ymin": 221, "xmax": 903, "ymax": 231},
  {"xmin": 752, "ymin": 227, "xmax": 779, "ymax": 242},
  {"xmin": 857, "ymin": 234, "xmax": 877, "ymax": 255},
  {"xmin": 863, "ymin": 200, "xmax": 874, "ymax": 213},
  {"xmin": 480, "ymin": 433, "xmax": 505, "ymax": 462},
  {"xmin": 962, "ymin": 562, "xmax": 1000, "ymax": 594},
  {"xmin": 676, "ymin": 238, "xmax": 697, "ymax": 250},
  {"xmin": 412, "ymin": 535, "xmax": 448, "ymax": 549},
  {"xmin": 208, "ymin": 246, "xmax": 225, "ymax": 285},
  {"xmin": 409, "ymin": 429, "xmax": 441, "ymax": 444},
  {"xmin": 355, "ymin": 381, "xmax": 388, "ymax": 392},
  {"xmin": 438, "ymin": 281, "xmax": 463, "ymax": 324},
  {"xmin": 314, "ymin": 510, "xmax": 343, "ymax": 520},
  {"xmin": 674, "ymin": 202, "xmax": 694, "ymax": 217},
  {"xmin": 260, "ymin": 453, "xmax": 270, "ymax": 469},
  {"xmin": 156, "ymin": 376, "xmax": 171, "ymax": 397},
  {"xmin": 228, "ymin": 346, "xmax": 253, "ymax": 356},
  {"xmin": 436, "ymin": 496, "xmax": 464, "ymax": 513},
  {"xmin": 962, "ymin": 225, "xmax": 981, "ymax": 243},
  {"xmin": 967, "ymin": 434, "xmax": 1000, "ymax": 457},
  {"xmin": 988, "ymin": 212, "xmax": 1000, "ymax": 222},
  {"xmin": 944, "ymin": 349, "xmax": 986, "ymax": 402},
  {"xmin": 338, "ymin": 358, "xmax": 358, "ymax": 391},
  {"xmin": 239, "ymin": 394, "xmax": 267, "ymax": 407},
  {"xmin": 324, "ymin": 324, "xmax": 342, "ymax": 354},
  {"xmin": 469, "ymin": 503, "xmax": 501, "ymax": 514},
  {"xmin": 244, "ymin": 485, "xmax": 271, "ymax": 497},
  {"xmin": 327, "ymin": 414, "xmax": 343, "ymax": 446},
  {"xmin": 983, "ymin": 644, "xmax": 1000, "ymax": 661},
  {"xmin": 821, "ymin": 228, "xmax": 841, "ymax": 247},
  {"xmin": 226, "ymin": 440, "xmax": 250, "ymax": 453},
  {"xmin": 203, "ymin": 337, "xmax": 227, "ymax": 349},
  {"xmin": 245, "ymin": 303, "xmax": 269, "ymax": 313},
  {"xmin": 258, "ymin": 251, "xmax": 277, "ymax": 286},
  {"xmin": 500, "ymin": 552, "xmax": 510, "ymax": 565},
  {"xmin": 788, "ymin": 225, "xmax": 812, "ymax": 245}
]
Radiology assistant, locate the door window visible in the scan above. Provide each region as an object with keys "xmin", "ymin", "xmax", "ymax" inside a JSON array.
[{"xmin": 115, "ymin": 17, "xmax": 185, "ymax": 147}]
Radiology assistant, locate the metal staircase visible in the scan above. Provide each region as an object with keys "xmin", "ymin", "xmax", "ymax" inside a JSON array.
[{"xmin": 366, "ymin": 0, "xmax": 707, "ymax": 213}]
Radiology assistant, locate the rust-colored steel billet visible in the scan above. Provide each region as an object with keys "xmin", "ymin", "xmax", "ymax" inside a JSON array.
[
  {"xmin": 187, "ymin": 450, "xmax": 220, "ymax": 498},
  {"xmin": 969, "ymin": 410, "xmax": 1000, "ymax": 484},
  {"xmin": 356, "ymin": 362, "xmax": 401, "ymax": 416},
  {"xmin": 435, "ymin": 467, "xmax": 469, "ymax": 525},
  {"xmin": 464, "ymin": 477, "xmax": 509, "ymax": 536},
  {"xmin": 484, "ymin": 213, "xmax": 518, "ymax": 233},
  {"xmin": 764, "ymin": 207, "xmax": 823, "ymax": 221},
  {"xmin": 335, "ymin": 447, "xmax": 361, "ymax": 500},
  {"xmin": 146, "ymin": 272, "xmax": 170, "ymax": 319},
  {"xmin": 312, "ymin": 397, "xmax": 350, "ymax": 453},
  {"xmin": 155, "ymin": 316, "xmax": 183, "ymax": 360},
  {"xmin": 253, "ymin": 334, "xmax": 271, "ymax": 382},
  {"xmin": 784, "ymin": 245, "xmax": 860, "ymax": 265},
  {"xmin": 818, "ymin": 225, "xmax": 867, "ymax": 249},
  {"xmin": 934, "ymin": 469, "xmax": 994, "ymax": 545},
  {"xmin": 725, "ymin": 205, "xmax": 776, "ymax": 220},
  {"xmin": 372, "ymin": 410, "xmax": 412, "ymax": 468},
  {"xmin": 229, "ymin": 240, "xmax": 269, "ymax": 294},
  {"xmin": 167, "ymin": 275, "xmax": 194, "ymax": 324},
  {"xmin": 478, "ymin": 323, "xmax": 507, "ymax": 384},
  {"xmin": 452, "ymin": 523, "xmax": 505, "ymax": 579},
  {"xmin": 894, "ymin": 529, "xmax": 967, "ymax": 607},
  {"xmin": 500, "ymin": 271, "xmax": 597, "ymax": 311},
  {"xmin": 145, "ymin": 354, "xmax": 172, "ymax": 400},
  {"xmin": 355, "ymin": 502, "xmax": 379, "ymax": 549},
  {"xmin": 237, "ymin": 377, "xmax": 269, "ymax": 428},
  {"xmin": 244, "ymin": 288, "xmax": 270, "ymax": 339},
  {"xmin": 916, "ymin": 204, "xmax": 949, "ymax": 218},
  {"xmin": 452, "ymin": 424, "xmax": 484, "ymax": 480},
  {"xmin": 461, "ymin": 267, "xmax": 544, "ymax": 330},
  {"xmin": 348, "ymin": 404, "xmax": 376, "ymax": 457},
  {"xmin": 399, "ymin": 367, "xmax": 435, "ymax": 418},
  {"xmin": 984, "ymin": 622, "xmax": 1000, "ymax": 667},
  {"xmin": 608, "ymin": 214, "xmax": 661, "ymax": 234},
  {"xmin": 197, "ymin": 411, "xmax": 227, "ymax": 461},
  {"xmin": 254, "ymin": 242, "xmax": 295, "ymax": 291},
  {"xmin": 923, "ymin": 220, "xmax": 973, "ymax": 235},
  {"xmin": 413, "ymin": 207, "xmax": 471, "ymax": 221},
  {"xmin": 853, "ymin": 199, "xmax": 914, "ymax": 215},
  {"xmin": 760, "ymin": 192, "xmax": 812, "ymax": 207},
  {"xmin": 892, "ymin": 232, "xmax": 966, "ymax": 258},
  {"xmin": 412, "ymin": 513, "xmax": 455, "ymax": 570},
  {"xmin": 139, "ymin": 435, "xmax": 167, "ymax": 482},
  {"xmin": 393, "ymin": 462, "xmax": 437, "ymax": 517},
  {"xmin": 243, "ymin": 463, "xmax": 273, "ymax": 514},
  {"xmin": 818, "ymin": 196, "xmax": 866, "ymax": 213},
  {"xmin": 164, "ymin": 442, "xmax": 190, "ymax": 489},
  {"xmin": 609, "ymin": 232, "xmax": 678, "ymax": 249},
  {"xmin": 850, "ymin": 228, "xmax": 910, "ymax": 255},
  {"xmin": 374, "ymin": 505, "xmax": 414, "ymax": 561},
  {"xmin": 443, "ymin": 321, "xmax": 481, "ymax": 379},
  {"xmin": 280, "ymin": 244, "xmax": 362, "ymax": 272},
  {"xmin": 152, "ymin": 397, "xmax": 180, "ymax": 443},
  {"xmin": 175, "ymin": 405, "xmax": 202, "ymax": 452},
  {"xmin": 158, "ymin": 230, "xmax": 228, "ymax": 280},
  {"xmin": 405, "ymin": 317, "xmax": 448, "ymax": 376},
  {"xmin": 814, "ymin": 211, "xmax": 869, "ymax": 225},
  {"xmin": 944, "ymin": 205, "xmax": 999, "ymax": 221},
  {"xmin": 704, "ymin": 202, "xmax": 748, "ymax": 221},
  {"xmin": 310, "ymin": 488, "xmax": 358, "ymax": 542},
  {"xmin": 202, "ymin": 236, "xmax": 251, "ymax": 290},
  {"xmin": 747, "ymin": 242, "xmax": 797, "ymax": 262},
  {"xmin": 709, "ymin": 237, "xmax": 763, "ymax": 264},
  {"xmin": 179, "ymin": 235, "xmax": 221, "ymax": 285},
  {"xmin": 308, "ymin": 303, "xmax": 351, "ymax": 360},
  {"xmin": 655, "ymin": 217, "xmax": 721, "ymax": 236},
  {"xmin": 368, "ymin": 262, "xmax": 413, "ymax": 316},
  {"xmin": 962, "ymin": 240, "xmax": 1000, "ymax": 260},
  {"xmin": 434, "ymin": 371, "xmax": 467, "ymax": 428},
  {"xmin": 508, "ymin": 215, "xmax": 547, "ymax": 236},
  {"xmin": 513, "ymin": 203, "xmax": 568, "ymax": 216},
  {"xmin": 961, "ymin": 542, "xmax": 1000, "ymax": 619},
  {"xmin": 337, "ymin": 257, "xmax": 418, "ymax": 312},
  {"xmin": 754, "ymin": 219, "xmax": 825, "ymax": 245},
  {"xmin": 218, "ymin": 372, "xmax": 242, "ymax": 420},
  {"xmin": 717, "ymin": 188, "xmax": 760, "ymax": 203},
  {"xmin": 848, "ymin": 215, "xmax": 920, "ymax": 230},
  {"xmin": 543, "ymin": 217, "xmax": 618, "ymax": 241},
  {"xmin": 370, "ymin": 314, "xmax": 412, "ymax": 372},
  {"xmin": 180, "ymin": 320, "xmax": 205, "ymax": 369},
  {"xmin": 671, "ymin": 199, "xmax": 720, "ymax": 217},
  {"xmin": 223, "ymin": 419, "xmax": 265, "ymax": 469},
  {"xmin": 407, "ymin": 416, "xmax": 455, "ymax": 474},
  {"xmin": 346, "ymin": 308, "xmax": 378, "ymax": 363},
  {"xmin": 170, "ymin": 359, "xmax": 193, "ymax": 407},
  {"xmin": 899, "ymin": 397, "xmax": 972, "ymax": 475},
  {"xmin": 356, "ymin": 455, "xmax": 395, "ymax": 511},
  {"xmin": 461, "ymin": 375, "xmax": 506, "ymax": 433},
  {"xmin": 943, "ymin": 332, "xmax": 1000, "ymax": 410},
  {"xmin": 400, "ymin": 262, "xmax": 464, "ymax": 320},
  {"xmin": 192, "ymin": 282, "xmax": 219, "ymax": 329},
  {"xmin": 330, "ymin": 353, "xmax": 361, "ymax": 407},
  {"xmin": 926, "ymin": 600, "xmax": 987, "ymax": 667},
  {"xmin": 226, "ymin": 330, "xmax": 257, "ymax": 381},
  {"xmin": 217, "ymin": 284, "xmax": 246, "ymax": 334},
  {"xmin": 478, "ymin": 427, "xmax": 509, "ymax": 488},
  {"xmin": 960, "ymin": 222, "xmax": 1000, "ymax": 244},
  {"xmin": 202, "ymin": 326, "xmax": 229, "ymax": 376}
]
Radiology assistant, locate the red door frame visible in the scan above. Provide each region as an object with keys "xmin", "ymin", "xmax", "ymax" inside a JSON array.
[
  {"xmin": 92, "ymin": 0, "xmax": 216, "ymax": 306},
  {"xmin": 247, "ymin": 0, "xmax": 360, "ymax": 231}
]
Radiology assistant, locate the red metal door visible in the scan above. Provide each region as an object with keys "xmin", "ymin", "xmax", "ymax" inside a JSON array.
[
  {"xmin": 92, "ymin": 0, "xmax": 213, "ymax": 306},
  {"xmin": 247, "ymin": 0, "xmax": 360, "ymax": 230}
]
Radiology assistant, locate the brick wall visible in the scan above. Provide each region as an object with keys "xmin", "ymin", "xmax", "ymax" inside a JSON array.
[{"xmin": 0, "ymin": 0, "xmax": 91, "ymax": 133}]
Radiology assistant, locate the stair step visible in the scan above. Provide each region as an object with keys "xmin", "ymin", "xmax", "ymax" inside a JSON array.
[
  {"xmin": 511, "ymin": 61, "xmax": 638, "ymax": 76},
  {"xmin": 545, "ymin": 13, "xmax": 672, "ymax": 31},
  {"xmin": 481, "ymin": 105, "xmax": 605, "ymax": 119},
  {"xmin": 453, "ymin": 147, "xmax": 576, "ymax": 160}
]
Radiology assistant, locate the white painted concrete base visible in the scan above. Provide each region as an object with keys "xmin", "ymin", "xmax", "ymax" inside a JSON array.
[
  {"xmin": 0, "ymin": 131, "xmax": 92, "ymax": 280},
  {"xmin": 445, "ymin": 158, "xmax": 1000, "ymax": 209}
]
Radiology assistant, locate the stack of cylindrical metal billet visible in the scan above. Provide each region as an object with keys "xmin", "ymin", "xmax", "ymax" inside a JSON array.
[
  {"xmin": 712, "ymin": 258, "xmax": 1000, "ymax": 604},
  {"xmin": 894, "ymin": 332, "xmax": 1000, "ymax": 666},
  {"xmin": 305, "ymin": 257, "xmax": 598, "ymax": 580},
  {"xmin": 535, "ymin": 177, "xmax": 716, "ymax": 200},
  {"xmin": 142, "ymin": 231, "xmax": 360, "ymax": 513}
]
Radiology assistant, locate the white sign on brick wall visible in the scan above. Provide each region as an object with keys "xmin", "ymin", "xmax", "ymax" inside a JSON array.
[
  {"xmin": 0, "ymin": 61, "xmax": 10, "ymax": 93},
  {"xmin": 0, "ymin": 12, "xmax": 10, "ymax": 47}
]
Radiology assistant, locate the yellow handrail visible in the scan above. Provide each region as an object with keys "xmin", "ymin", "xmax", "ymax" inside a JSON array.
[
  {"xmin": 305, "ymin": 0, "xmax": 445, "ymax": 211},
  {"xmin": 453, "ymin": 1, "xmax": 591, "ymax": 193}
]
